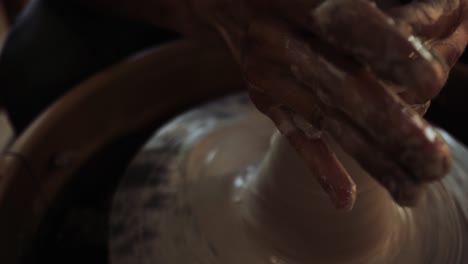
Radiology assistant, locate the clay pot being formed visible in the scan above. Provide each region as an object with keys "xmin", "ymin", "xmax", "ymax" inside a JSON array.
[{"xmin": 110, "ymin": 95, "xmax": 468, "ymax": 263}]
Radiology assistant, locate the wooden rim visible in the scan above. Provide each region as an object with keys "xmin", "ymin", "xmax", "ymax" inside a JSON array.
[{"xmin": 0, "ymin": 40, "xmax": 242, "ymax": 263}]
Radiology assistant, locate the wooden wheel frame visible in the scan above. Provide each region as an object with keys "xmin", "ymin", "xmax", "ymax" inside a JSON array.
[{"xmin": 0, "ymin": 40, "xmax": 242, "ymax": 263}]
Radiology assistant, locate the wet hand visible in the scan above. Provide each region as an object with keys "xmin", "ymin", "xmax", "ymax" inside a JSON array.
[{"xmin": 189, "ymin": 0, "xmax": 464, "ymax": 209}]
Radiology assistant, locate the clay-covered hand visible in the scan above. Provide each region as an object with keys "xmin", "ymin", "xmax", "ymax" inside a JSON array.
[
  {"xmin": 79, "ymin": 0, "xmax": 465, "ymax": 208},
  {"xmin": 189, "ymin": 0, "xmax": 468, "ymax": 209}
]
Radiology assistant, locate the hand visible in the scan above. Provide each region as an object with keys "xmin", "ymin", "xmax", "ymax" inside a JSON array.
[
  {"xmin": 74, "ymin": 0, "xmax": 466, "ymax": 209},
  {"xmin": 188, "ymin": 0, "xmax": 468, "ymax": 209}
]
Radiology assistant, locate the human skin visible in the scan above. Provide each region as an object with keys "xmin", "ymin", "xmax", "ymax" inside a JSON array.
[{"xmin": 74, "ymin": 0, "xmax": 468, "ymax": 209}]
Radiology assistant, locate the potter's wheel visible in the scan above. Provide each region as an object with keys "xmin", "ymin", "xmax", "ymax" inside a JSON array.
[{"xmin": 109, "ymin": 93, "xmax": 468, "ymax": 264}]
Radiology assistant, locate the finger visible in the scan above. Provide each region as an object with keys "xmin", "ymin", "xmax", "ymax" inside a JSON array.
[
  {"xmin": 429, "ymin": 24, "xmax": 468, "ymax": 68},
  {"xmin": 248, "ymin": 89, "xmax": 357, "ymax": 210},
  {"xmin": 386, "ymin": 83, "xmax": 433, "ymax": 106},
  {"xmin": 246, "ymin": 19, "xmax": 404, "ymax": 105},
  {"xmin": 247, "ymin": 70, "xmax": 425, "ymax": 205},
  {"xmin": 244, "ymin": 22, "xmax": 451, "ymax": 183},
  {"xmin": 411, "ymin": 101, "xmax": 431, "ymax": 116},
  {"xmin": 388, "ymin": 0, "xmax": 462, "ymax": 38},
  {"xmin": 390, "ymin": 0, "xmax": 468, "ymax": 71},
  {"xmin": 387, "ymin": 83, "xmax": 432, "ymax": 111},
  {"xmin": 321, "ymin": 110, "xmax": 428, "ymax": 205},
  {"xmin": 285, "ymin": 37, "xmax": 451, "ymax": 182},
  {"xmin": 311, "ymin": 0, "xmax": 447, "ymax": 103}
]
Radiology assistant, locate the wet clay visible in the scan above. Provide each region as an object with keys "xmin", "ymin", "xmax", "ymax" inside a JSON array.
[
  {"xmin": 110, "ymin": 94, "xmax": 468, "ymax": 264},
  {"xmin": 244, "ymin": 132, "xmax": 403, "ymax": 263}
]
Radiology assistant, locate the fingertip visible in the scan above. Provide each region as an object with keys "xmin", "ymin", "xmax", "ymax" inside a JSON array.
[
  {"xmin": 391, "ymin": 183, "xmax": 427, "ymax": 207},
  {"xmin": 330, "ymin": 182, "xmax": 357, "ymax": 211},
  {"xmin": 430, "ymin": 40, "xmax": 464, "ymax": 69},
  {"xmin": 424, "ymin": 137, "xmax": 452, "ymax": 181}
]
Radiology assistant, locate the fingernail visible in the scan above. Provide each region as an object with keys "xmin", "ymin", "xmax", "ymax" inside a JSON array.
[
  {"xmin": 321, "ymin": 179, "xmax": 357, "ymax": 211},
  {"xmin": 334, "ymin": 184, "xmax": 357, "ymax": 211}
]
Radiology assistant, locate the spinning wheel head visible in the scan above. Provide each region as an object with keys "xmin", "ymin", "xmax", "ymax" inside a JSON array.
[{"xmin": 110, "ymin": 93, "xmax": 468, "ymax": 264}]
